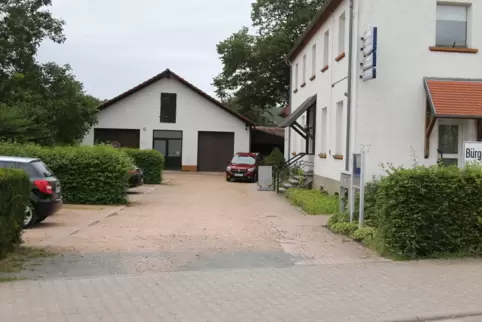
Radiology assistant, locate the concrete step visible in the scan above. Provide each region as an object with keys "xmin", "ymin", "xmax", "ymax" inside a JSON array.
[
  {"xmin": 283, "ymin": 182, "xmax": 295, "ymax": 189},
  {"xmin": 278, "ymin": 187, "xmax": 287, "ymax": 194},
  {"xmin": 288, "ymin": 178, "xmax": 300, "ymax": 185},
  {"xmin": 293, "ymin": 175, "xmax": 306, "ymax": 180}
]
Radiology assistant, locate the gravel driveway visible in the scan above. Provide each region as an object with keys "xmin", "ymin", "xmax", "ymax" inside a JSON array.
[{"xmin": 11, "ymin": 172, "xmax": 382, "ymax": 279}]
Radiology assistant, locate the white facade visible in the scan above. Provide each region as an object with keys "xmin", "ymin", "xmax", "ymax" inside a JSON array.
[
  {"xmin": 82, "ymin": 70, "xmax": 251, "ymax": 171},
  {"xmin": 286, "ymin": 0, "xmax": 482, "ymax": 192}
]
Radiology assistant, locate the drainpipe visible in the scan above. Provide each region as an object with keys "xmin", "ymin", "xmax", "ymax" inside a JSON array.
[
  {"xmin": 345, "ymin": 0, "xmax": 355, "ymax": 171},
  {"xmin": 284, "ymin": 56, "xmax": 292, "ymax": 160}
]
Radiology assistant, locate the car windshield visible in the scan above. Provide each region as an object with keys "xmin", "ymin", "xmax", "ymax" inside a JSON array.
[
  {"xmin": 30, "ymin": 161, "xmax": 54, "ymax": 178},
  {"xmin": 231, "ymin": 155, "xmax": 256, "ymax": 165}
]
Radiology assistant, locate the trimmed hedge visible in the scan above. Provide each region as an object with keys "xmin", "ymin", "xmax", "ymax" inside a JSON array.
[
  {"xmin": 0, "ymin": 143, "xmax": 132, "ymax": 204},
  {"xmin": 123, "ymin": 148, "xmax": 164, "ymax": 184},
  {"xmin": 0, "ymin": 169, "xmax": 30, "ymax": 258},
  {"xmin": 285, "ymin": 188, "xmax": 338, "ymax": 215},
  {"xmin": 375, "ymin": 164, "xmax": 482, "ymax": 258}
]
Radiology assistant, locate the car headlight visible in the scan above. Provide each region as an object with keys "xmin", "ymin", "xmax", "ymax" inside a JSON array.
[
  {"xmin": 226, "ymin": 166, "xmax": 231, "ymax": 171},
  {"xmin": 247, "ymin": 167, "xmax": 254, "ymax": 172}
]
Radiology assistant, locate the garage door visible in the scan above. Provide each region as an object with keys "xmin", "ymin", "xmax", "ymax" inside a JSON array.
[
  {"xmin": 197, "ymin": 131, "xmax": 235, "ymax": 172},
  {"xmin": 94, "ymin": 128, "xmax": 140, "ymax": 148}
]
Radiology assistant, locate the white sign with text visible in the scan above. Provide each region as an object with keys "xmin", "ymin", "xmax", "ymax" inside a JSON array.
[{"xmin": 464, "ymin": 141, "xmax": 482, "ymax": 166}]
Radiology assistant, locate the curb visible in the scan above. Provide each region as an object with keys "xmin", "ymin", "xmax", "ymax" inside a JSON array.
[{"xmin": 387, "ymin": 311, "xmax": 482, "ymax": 322}]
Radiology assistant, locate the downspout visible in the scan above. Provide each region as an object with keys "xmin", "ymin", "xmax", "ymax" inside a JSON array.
[
  {"xmin": 345, "ymin": 0, "xmax": 355, "ymax": 171},
  {"xmin": 284, "ymin": 56, "xmax": 292, "ymax": 160}
]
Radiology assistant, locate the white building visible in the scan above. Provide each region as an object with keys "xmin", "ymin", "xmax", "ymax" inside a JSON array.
[
  {"xmin": 82, "ymin": 69, "xmax": 254, "ymax": 171},
  {"xmin": 281, "ymin": 0, "xmax": 482, "ymax": 193}
]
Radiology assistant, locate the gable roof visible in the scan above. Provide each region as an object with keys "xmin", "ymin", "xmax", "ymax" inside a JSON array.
[
  {"xmin": 98, "ymin": 69, "xmax": 255, "ymax": 126},
  {"xmin": 287, "ymin": 0, "xmax": 344, "ymax": 61}
]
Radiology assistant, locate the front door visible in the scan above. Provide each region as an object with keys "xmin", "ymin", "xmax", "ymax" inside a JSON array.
[
  {"xmin": 153, "ymin": 130, "xmax": 182, "ymax": 170},
  {"xmin": 438, "ymin": 120, "xmax": 462, "ymax": 166}
]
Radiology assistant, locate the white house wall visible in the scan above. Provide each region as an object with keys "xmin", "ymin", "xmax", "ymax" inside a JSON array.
[
  {"xmin": 355, "ymin": 0, "xmax": 482, "ymax": 180},
  {"xmin": 82, "ymin": 77, "xmax": 250, "ymax": 168}
]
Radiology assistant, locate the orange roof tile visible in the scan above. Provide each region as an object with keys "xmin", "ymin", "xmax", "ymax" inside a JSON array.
[{"xmin": 425, "ymin": 78, "xmax": 482, "ymax": 117}]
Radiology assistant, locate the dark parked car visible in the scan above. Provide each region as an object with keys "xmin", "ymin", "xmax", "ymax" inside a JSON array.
[
  {"xmin": 226, "ymin": 152, "xmax": 262, "ymax": 183},
  {"xmin": 128, "ymin": 164, "xmax": 144, "ymax": 188},
  {"xmin": 0, "ymin": 156, "xmax": 62, "ymax": 228}
]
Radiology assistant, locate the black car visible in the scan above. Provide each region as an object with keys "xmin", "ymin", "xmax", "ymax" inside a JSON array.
[
  {"xmin": 128, "ymin": 164, "xmax": 144, "ymax": 188},
  {"xmin": 0, "ymin": 156, "xmax": 62, "ymax": 228}
]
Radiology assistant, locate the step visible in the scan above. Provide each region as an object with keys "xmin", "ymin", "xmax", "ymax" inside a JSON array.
[
  {"xmin": 288, "ymin": 178, "xmax": 300, "ymax": 185},
  {"xmin": 278, "ymin": 187, "xmax": 287, "ymax": 194},
  {"xmin": 283, "ymin": 182, "xmax": 295, "ymax": 189},
  {"xmin": 293, "ymin": 175, "xmax": 305, "ymax": 180}
]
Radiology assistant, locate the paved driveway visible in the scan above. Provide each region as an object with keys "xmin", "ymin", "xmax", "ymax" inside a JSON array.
[{"xmin": 3, "ymin": 173, "xmax": 482, "ymax": 321}]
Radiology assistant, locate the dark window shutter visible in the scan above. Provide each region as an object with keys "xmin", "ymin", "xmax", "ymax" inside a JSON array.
[{"xmin": 160, "ymin": 93, "xmax": 177, "ymax": 123}]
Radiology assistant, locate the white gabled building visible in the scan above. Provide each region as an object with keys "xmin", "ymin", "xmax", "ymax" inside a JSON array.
[
  {"xmin": 82, "ymin": 69, "xmax": 254, "ymax": 172},
  {"xmin": 281, "ymin": 0, "xmax": 482, "ymax": 193}
]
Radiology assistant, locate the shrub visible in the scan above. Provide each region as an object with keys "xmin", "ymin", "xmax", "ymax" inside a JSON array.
[
  {"xmin": 350, "ymin": 227, "xmax": 376, "ymax": 243},
  {"xmin": 0, "ymin": 142, "xmax": 131, "ymax": 204},
  {"xmin": 376, "ymin": 164, "xmax": 482, "ymax": 258},
  {"xmin": 0, "ymin": 169, "xmax": 30, "ymax": 258},
  {"xmin": 285, "ymin": 188, "xmax": 338, "ymax": 215},
  {"xmin": 327, "ymin": 212, "xmax": 349, "ymax": 227},
  {"xmin": 263, "ymin": 147, "xmax": 285, "ymax": 171},
  {"xmin": 123, "ymin": 148, "xmax": 164, "ymax": 184},
  {"xmin": 330, "ymin": 222, "xmax": 358, "ymax": 236}
]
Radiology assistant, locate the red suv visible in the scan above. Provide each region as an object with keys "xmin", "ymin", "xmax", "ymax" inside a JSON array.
[{"xmin": 226, "ymin": 152, "xmax": 262, "ymax": 183}]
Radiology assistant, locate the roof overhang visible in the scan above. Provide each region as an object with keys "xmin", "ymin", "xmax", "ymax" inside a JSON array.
[
  {"xmin": 424, "ymin": 77, "xmax": 482, "ymax": 119},
  {"xmin": 279, "ymin": 95, "xmax": 316, "ymax": 127},
  {"xmin": 287, "ymin": 0, "xmax": 344, "ymax": 61}
]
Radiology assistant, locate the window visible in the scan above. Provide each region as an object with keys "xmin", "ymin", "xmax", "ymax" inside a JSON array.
[
  {"xmin": 160, "ymin": 93, "xmax": 177, "ymax": 123},
  {"xmin": 335, "ymin": 101, "xmax": 344, "ymax": 155},
  {"xmin": 438, "ymin": 124, "xmax": 460, "ymax": 166},
  {"xmin": 311, "ymin": 44, "xmax": 317, "ymax": 76},
  {"xmin": 321, "ymin": 107, "xmax": 328, "ymax": 152},
  {"xmin": 338, "ymin": 12, "xmax": 346, "ymax": 53},
  {"xmin": 294, "ymin": 63, "xmax": 299, "ymax": 89},
  {"xmin": 231, "ymin": 155, "xmax": 256, "ymax": 165},
  {"xmin": 302, "ymin": 54, "xmax": 307, "ymax": 84},
  {"xmin": 436, "ymin": 4, "xmax": 468, "ymax": 47},
  {"xmin": 323, "ymin": 30, "xmax": 330, "ymax": 67}
]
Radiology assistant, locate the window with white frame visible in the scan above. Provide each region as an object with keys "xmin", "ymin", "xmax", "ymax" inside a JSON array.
[
  {"xmin": 321, "ymin": 107, "xmax": 328, "ymax": 152},
  {"xmin": 311, "ymin": 44, "xmax": 316, "ymax": 76},
  {"xmin": 438, "ymin": 123, "xmax": 460, "ymax": 166},
  {"xmin": 294, "ymin": 63, "xmax": 299, "ymax": 89},
  {"xmin": 436, "ymin": 4, "xmax": 469, "ymax": 47},
  {"xmin": 335, "ymin": 101, "xmax": 344, "ymax": 155},
  {"xmin": 302, "ymin": 54, "xmax": 307, "ymax": 84},
  {"xmin": 338, "ymin": 12, "xmax": 346, "ymax": 53},
  {"xmin": 323, "ymin": 29, "xmax": 329, "ymax": 67}
]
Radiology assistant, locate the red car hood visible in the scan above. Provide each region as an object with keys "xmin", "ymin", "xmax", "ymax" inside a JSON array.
[{"xmin": 229, "ymin": 163, "xmax": 255, "ymax": 169}]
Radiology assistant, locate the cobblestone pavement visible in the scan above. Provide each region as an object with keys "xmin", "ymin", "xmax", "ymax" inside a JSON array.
[
  {"xmin": 2, "ymin": 173, "xmax": 482, "ymax": 321},
  {"xmin": 2, "ymin": 260, "xmax": 482, "ymax": 322}
]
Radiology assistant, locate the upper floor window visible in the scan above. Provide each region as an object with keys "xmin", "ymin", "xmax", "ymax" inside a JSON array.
[
  {"xmin": 160, "ymin": 93, "xmax": 177, "ymax": 123},
  {"xmin": 338, "ymin": 12, "xmax": 346, "ymax": 54},
  {"xmin": 302, "ymin": 54, "xmax": 307, "ymax": 84},
  {"xmin": 323, "ymin": 29, "xmax": 330, "ymax": 67},
  {"xmin": 294, "ymin": 63, "xmax": 299, "ymax": 89},
  {"xmin": 311, "ymin": 44, "xmax": 316, "ymax": 76},
  {"xmin": 436, "ymin": 4, "xmax": 469, "ymax": 48}
]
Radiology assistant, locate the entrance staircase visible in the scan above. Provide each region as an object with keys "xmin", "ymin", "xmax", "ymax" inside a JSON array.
[{"xmin": 274, "ymin": 153, "xmax": 314, "ymax": 194}]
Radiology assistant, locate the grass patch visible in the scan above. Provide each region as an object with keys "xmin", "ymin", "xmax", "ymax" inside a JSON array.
[
  {"xmin": 285, "ymin": 188, "xmax": 338, "ymax": 215},
  {"xmin": 0, "ymin": 247, "xmax": 55, "ymax": 273},
  {"xmin": 0, "ymin": 276, "xmax": 28, "ymax": 283}
]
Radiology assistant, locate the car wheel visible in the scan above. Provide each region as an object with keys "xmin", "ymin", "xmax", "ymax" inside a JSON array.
[{"xmin": 23, "ymin": 204, "xmax": 37, "ymax": 228}]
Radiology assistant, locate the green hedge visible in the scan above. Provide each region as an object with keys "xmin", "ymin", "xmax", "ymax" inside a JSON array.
[
  {"xmin": 123, "ymin": 148, "xmax": 164, "ymax": 184},
  {"xmin": 0, "ymin": 143, "xmax": 131, "ymax": 204},
  {"xmin": 375, "ymin": 164, "xmax": 482, "ymax": 258},
  {"xmin": 0, "ymin": 169, "xmax": 30, "ymax": 258},
  {"xmin": 285, "ymin": 188, "xmax": 338, "ymax": 215}
]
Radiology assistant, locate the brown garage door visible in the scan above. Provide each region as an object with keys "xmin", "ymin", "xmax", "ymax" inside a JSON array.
[
  {"xmin": 197, "ymin": 131, "xmax": 235, "ymax": 172},
  {"xmin": 94, "ymin": 128, "xmax": 140, "ymax": 148}
]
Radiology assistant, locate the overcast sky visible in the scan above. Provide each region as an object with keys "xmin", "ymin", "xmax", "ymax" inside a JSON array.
[{"xmin": 36, "ymin": 0, "xmax": 253, "ymax": 100}]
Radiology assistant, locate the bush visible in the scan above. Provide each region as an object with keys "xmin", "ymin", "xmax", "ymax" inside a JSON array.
[
  {"xmin": 285, "ymin": 188, "xmax": 338, "ymax": 215},
  {"xmin": 327, "ymin": 212, "xmax": 349, "ymax": 227},
  {"xmin": 263, "ymin": 147, "xmax": 285, "ymax": 171},
  {"xmin": 376, "ymin": 164, "xmax": 482, "ymax": 258},
  {"xmin": 123, "ymin": 148, "xmax": 164, "ymax": 184},
  {"xmin": 350, "ymin": 227, "xmax": 376, "ymax": 243},
  {"xmin": 0, "ymin": 169, "xmax": 30, "ymax": 258},
  {"xmin": 330, "ymin": 222, "xmax": 358, "ymax": 236},
  {"xmin": 0, "ymin": 142, "xmax": 131, "ymax": 204}
]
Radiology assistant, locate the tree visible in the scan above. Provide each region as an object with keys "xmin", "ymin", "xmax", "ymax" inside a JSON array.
[
  {"xmin": 0, "ymin": 0, "xmax": 99, "ymax": 145},
  {"xmin": 214, "ymin": 0, "xmax": 325, "ymax": 125}
]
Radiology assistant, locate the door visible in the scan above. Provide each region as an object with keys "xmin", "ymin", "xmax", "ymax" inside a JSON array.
[
  {"xmin": 197, "ymin": 131, "xmax": 235, "ymax": 172},
  {"xmin": 94, "ymin": 128, "xmax": 140, "ymax": 148},
  {"xmin": 153, "ymin": 130, "xmax": 182, "ymax": 170},
  {"xmin": 438, "ymin": 121, "xmax": 462, "ymax": 166}
]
